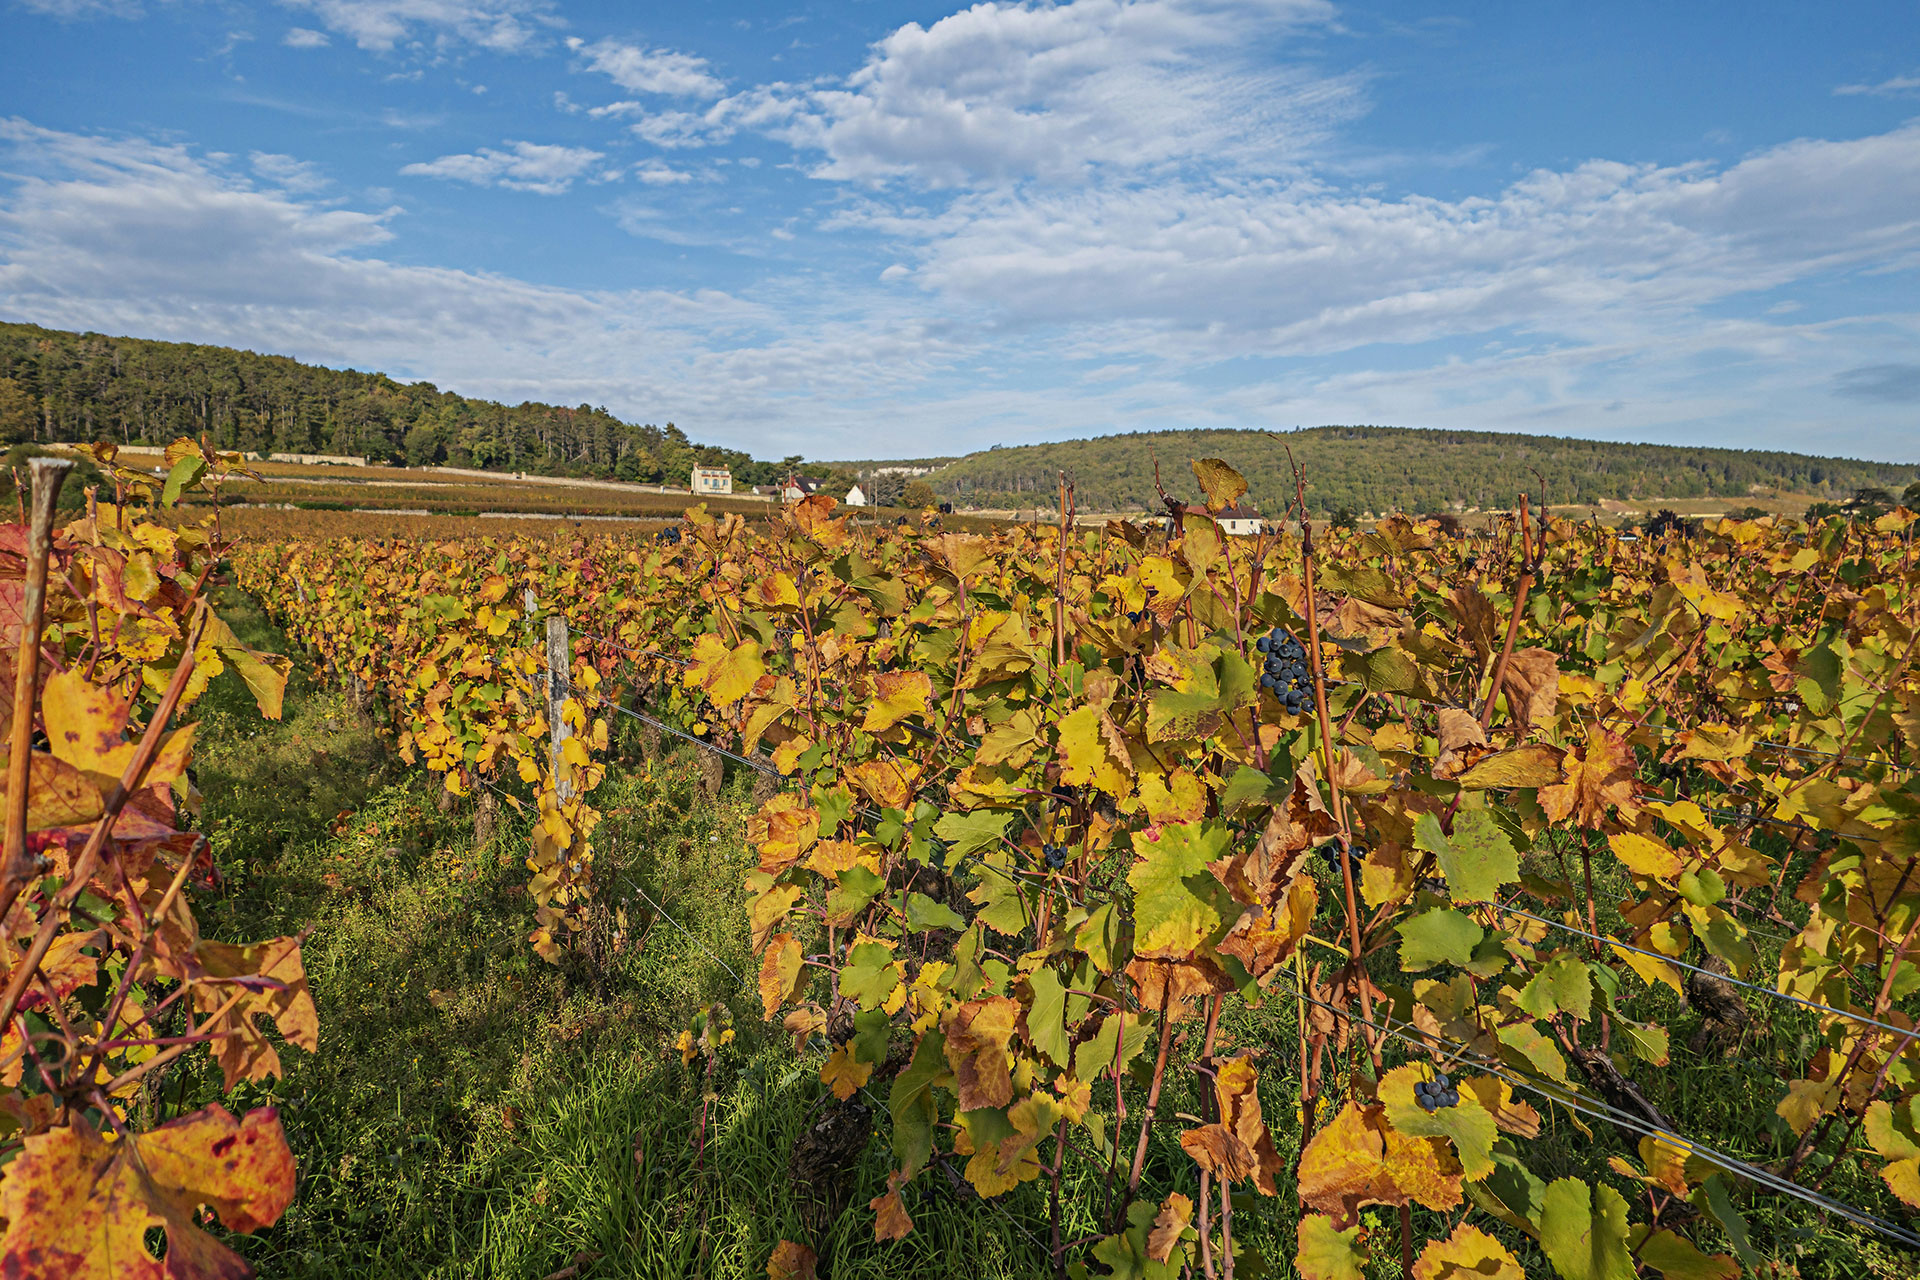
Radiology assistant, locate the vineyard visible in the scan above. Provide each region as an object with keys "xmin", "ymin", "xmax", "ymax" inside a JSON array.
[{"xmin": 2, "ymin": 439, "xmax": 1916, "ymax": 1277}]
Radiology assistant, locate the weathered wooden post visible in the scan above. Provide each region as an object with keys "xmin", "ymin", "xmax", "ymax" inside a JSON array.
[
  {"xmin": 546, "ymin": 613, "xmax": 574, "ymax": 801},
  {"xmin": 2, "ymin": 458, "xmax": 72, "ymax": 912}
]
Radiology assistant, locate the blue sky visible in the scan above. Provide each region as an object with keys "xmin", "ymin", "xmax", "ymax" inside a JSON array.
[{"xmin": 2, "ymin": 1, "xmax": 1917, "ymax": 463}]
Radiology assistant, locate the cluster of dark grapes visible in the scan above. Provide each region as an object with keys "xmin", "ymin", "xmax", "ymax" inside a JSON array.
[
  {"xmin": 1255, "ymin": 628, "xmax": 1314, "ymax": 714},
  {"xmin": 1120, "ymin": 608, "xmax": 1151, "ymax": 626},
  {"xmin": 1041, "ymin": 843, "xmax": 1070, "ymax": 870},
  {"xmin": 658, "ymin": 527, "xmax": 682, "ymax": 545},
  {"xmin": 1415, "ymin": 1072, "xmax": 1459, "ymax": 1112},
  {"xmin": 1320, "ymin": 839, "xmax": 1361, "ymax": 872}
]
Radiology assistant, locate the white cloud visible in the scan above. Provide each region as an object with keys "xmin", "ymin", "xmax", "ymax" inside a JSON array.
[
  {"xmin": 633, "ymin": 160, "xmax": 693, "ymax": 185},
  {"xmin": 279, "ymin": 0, "xmax": 559, "ymax": 55},
  {"xmin": 282, "ymin": 26, "xmax": 331, "ymax": 48},
  {"xmin": 839, "ymin": 124, "xmax": 1920, "ymax": 362},
  {"xmin": 776, "ymin": 0, "xmax": 1353, "ymax": 186},
  {"xmin": 567, "ymin": 35, "xmax": 726, "ymax": 99},
  {"xmin": 250, "ymin": 151, "xmax": 330, "ymax": 193},
  {"xmin": 1834, "ymin": 73, "xmax": 1920, "ymax": 97},
  {"xmin": 400, "ymin": 140, "xmax": 605, "ymax": 194}
]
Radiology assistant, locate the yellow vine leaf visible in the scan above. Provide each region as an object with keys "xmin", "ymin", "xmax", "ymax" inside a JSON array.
[
  {"xmin": 940, "ymin": 996, "xmax": 1020, "ymax": 1111},
  {"xmin": 758, "ymin": 933, "xmax": 805, "ymax": 1020},
  {"xmin": 1296, "ymin": 1101, "xmax": 1463, "ymax": 1227},
  {"xmin": 821, "ymin": 1042, "xmax": 873, "ymax": 1100},
  {"xmin": 682, "ymin": 633, "xmax": 765, "ymax": 708},
  {"xmin": 1412, "ymin": 1223, "xmax": 1523, "ymax": 1280},
  {"xmin": 862, "ymin": 670, "xmax": 932, "ymax": 735}
]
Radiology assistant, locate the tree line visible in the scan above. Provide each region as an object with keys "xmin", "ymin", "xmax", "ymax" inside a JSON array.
[
  {"xmin": 926, "ymin": 426, "xmax": 1920, "ymax": 516},
  {"xmin": 0, "ymin": 322, "xmax": 814, "ymax": 486}
]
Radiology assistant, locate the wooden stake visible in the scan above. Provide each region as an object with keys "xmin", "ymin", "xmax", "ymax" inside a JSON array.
[
  {"xmin": 547, "ymin": 614, "xmax": 574, "ymax": 801},
  {"xmin": 1, "ymin": 457, "xmax": 73, "ymax": 915}
]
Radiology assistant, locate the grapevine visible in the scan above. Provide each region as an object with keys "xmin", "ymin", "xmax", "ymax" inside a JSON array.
[
  {"xmin": 232, "ymin": 462, "xmax": 1920, "ymax": 1277},
  {"xmin": 0, "ymin": 441, "xmax": 307, "ymax": 1276}
]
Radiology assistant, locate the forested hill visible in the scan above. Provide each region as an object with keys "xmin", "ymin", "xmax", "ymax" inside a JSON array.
[
  {"xmin": 920, "ymin": 427, "xmax": 1920, "ymax": 515},
  {"xmin": 0, "ymin": 321, "xmax": 793, "ymax": 484}
]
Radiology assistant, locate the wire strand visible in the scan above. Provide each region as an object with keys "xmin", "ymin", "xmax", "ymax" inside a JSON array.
[
  {"xmin": 1496, "ymin": 903, "xmax": 1920, "ymax": 1043},
  {"xmin": 1275, "ymin": 972, "xmax": 1920, "ymax": 1251}
]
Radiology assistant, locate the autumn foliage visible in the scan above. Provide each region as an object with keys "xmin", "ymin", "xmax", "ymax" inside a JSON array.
[
  {"xmin": 0, "ymin": 441, "xmax": 302, "ymax": 1277},
  {"xmin": 235, "ymin": 464, "xmax": 1920, "ymax": 1276}
]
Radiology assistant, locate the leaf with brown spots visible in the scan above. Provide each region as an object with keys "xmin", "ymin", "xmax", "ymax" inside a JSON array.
[
  {"xmin": 0, "ymin": 1105, "xmax": 295, "ymax": 1280},
  {"xmin": 1146, "ymin": 1192, "xmax": 1194, "ymax": 1262}
]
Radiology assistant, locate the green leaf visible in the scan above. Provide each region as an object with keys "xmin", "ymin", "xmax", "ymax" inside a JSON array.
[
  {"xmin": 1295, "ymin": 1213, "xmax": 1368, "ymax": 1280},
  {"xmin": 851, "ymin": 1007, "xmax": 891, "ymax": 1064},
  {"xmin": 161, "ymin": 454, "xmax": 207, "ymax": 507},
  {"xmin": 1073, "ymin": 1011, "xmax": 1152, "ymax": 1082},
  {"xmin": 934, "ymin": 809, "xmax": 1011, "ymax": 856},
  {"xmin": 967, "ymin": 862, "xmax": 1034, "ymax": 936},
  {"xmin": 1516, "ymin": 955, "xmax": 1594, "ymax": 1023},
  {"xmin": 1634, "ymin": 1227, "xmax": 1739, "ymax": 1280},
  {"xmin": 1467, "ymin": 1146, "xmax": 1547, "ymax": 1237},
  {"xmin": 1384, "ymin": 1068, "xmax": 1499, "ymax": 1180},
  {"xmin": 839, "ymin": 941, "xmax": 900, "ymax": 1011},
  {"xmin": 1075, "ymin": 902, "xmax": 1126, "ymax": 973},
  {"xmin": 1397, "ymin": 908, "xmax": 1484, "ymax": 971},
  {"xmin": 1145, "ymin": 686, "xmax": 1223, "ymax": 743},
  {"xmin": 1539, "ymin": 1178, "xmax": 1635, "ymax": 1280},
  {"xmin": 904, "ymin": 892, "xmax": 966, "ymax": 932},
  {"xmin": 826, "ymin": 864, "xmax": 885, "ymax": 924},
  {"xmin": 1696, "ymin": 1174, "xmax": 1761, "ymax": 1274},
  {"xmin": 890, "ymin": 1031, "xmax": 947, "ymax": 1174},
  {"xmin": 1415, "ymin": 809, "xmax": 1519, "ymax": 904},
  {"xmin": 1026, "ymin": 967, "xmax": 1073, "ymax": 1069},
  {"xmin": 1218, "ymin": 764, "xmax": 1281, "ymax": 816},
  {"xmin": 1340, "ymin": 645, "xmax": 1422, "ymax": 695},
  {"xmin": 1126, "ymin": 820, "xmax": 1237, "ymax": 958},
  {"xmin": 1495, "ymin": 1023, "xmax": 1570, "ymax": 1084}
]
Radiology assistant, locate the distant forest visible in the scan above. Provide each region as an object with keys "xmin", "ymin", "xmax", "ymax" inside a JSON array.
[
  {"xmin": 924, "ymin": 427, "xmax": 1920, "ymax": 516},
  {"xmin": 0, "ymin": 322, "xmax": 803, "ymax": 485}
]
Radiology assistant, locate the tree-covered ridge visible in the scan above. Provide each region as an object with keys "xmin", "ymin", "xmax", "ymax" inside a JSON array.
[
  {"xmin": 0, "ymin": 321, "xmax": 802, "ymax": 485},
  {"xmin": 920, "ymin": 426, "xmax": 1920, "ymax": 515}
]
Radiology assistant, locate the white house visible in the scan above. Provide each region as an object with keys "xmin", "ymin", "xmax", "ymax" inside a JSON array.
[
  {"xmin": 1217, "ymin": 504, "xmax": 1263, "ymax": 536},
  {"xmin": 845, "ymin": 484, "xmax": 869, "ymax": 507},
  {"xmin": 691, "ymin": 466, "xmax": 733, "ymax": 496},
  {"xmin": 780, "ymin": 475, "xmax": 821, "ymax": 503}
]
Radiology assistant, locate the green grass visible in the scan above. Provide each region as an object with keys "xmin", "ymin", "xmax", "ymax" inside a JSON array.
[{"xmin": 173, "ymin": 590, "xmax": 1915, "ymax": 1279}]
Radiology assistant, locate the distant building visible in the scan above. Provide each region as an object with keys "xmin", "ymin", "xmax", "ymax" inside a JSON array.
[
  {"xmin": 1217, "ymin": 503, "xmax": 1264, "ymax": 536},
  {"xmin": 845, "ymin": 484, "xmax": 869, "ymax": 507},
  {"xmin": 269, "ymin": 452, "xmax": 368, "ymax": 466},
  {"xmin": 691, "ymin": 466, "xmax": 733, "ymax": 496},
  {"xmin": 780, "ymin": 475, "xmax": 821, "ymax": 503}
]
